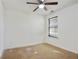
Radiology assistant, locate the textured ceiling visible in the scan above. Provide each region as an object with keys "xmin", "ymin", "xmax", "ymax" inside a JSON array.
[{"xmin": 2, "ymin": 0, "xmax": 78, "ymax": 15}]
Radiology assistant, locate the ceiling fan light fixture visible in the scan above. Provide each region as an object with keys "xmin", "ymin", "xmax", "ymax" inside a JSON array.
[
  {"xmin": 41, "ymin": 0, "xmax": 44, "ymax": 2},
  {"xmin": 26, "ymin": 0, "xmax": 58, "ymax": 12},
  {"xmin": 39, "ymin": 4, "xmax": 45, "ymax": 8}
]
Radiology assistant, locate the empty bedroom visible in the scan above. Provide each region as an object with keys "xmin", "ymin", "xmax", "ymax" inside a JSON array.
[{"xmin": 0, "ymin": 0, "xmax": 78, "ymax": 59}]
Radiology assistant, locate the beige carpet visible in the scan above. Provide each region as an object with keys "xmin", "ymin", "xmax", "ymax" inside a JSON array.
[{"xmin": 2, "ymin": 43, "xmax": 77, "ymax": 59}]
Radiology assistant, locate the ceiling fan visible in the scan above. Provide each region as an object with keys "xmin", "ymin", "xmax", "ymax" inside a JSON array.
[{"xmin": 26, "ymin": 0, "xmax": 58, "ymax": 12}]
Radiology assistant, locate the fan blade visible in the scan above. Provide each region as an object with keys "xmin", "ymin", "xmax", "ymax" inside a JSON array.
[
  {"xmin": 26, "ymin": 2, "xmax": 38, "ymax": 5},
  {"xmin": 44, "ymin": 7, "xmax": 47, "ymax": 11},
  {"xmin": 33, "ymin": 6, "xmax": 39, "ymax": 12},
  {"xmin": 45, "ymin": 2, "xmax": 58, "ymax": 5}
]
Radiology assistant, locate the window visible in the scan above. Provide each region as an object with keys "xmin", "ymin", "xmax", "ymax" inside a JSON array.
[{"xmin": 48, "ymin": 16, "xmax": 58, "ymax": 38}]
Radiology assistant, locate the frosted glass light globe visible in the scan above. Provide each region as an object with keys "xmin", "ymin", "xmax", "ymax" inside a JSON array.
[
  {"xmin": 39, "ymin": 4, "xmax": 45, "ymax": 8},
  {"xmin": 41, "ymin": 0, "xmax": 44, "ymax": 2}
]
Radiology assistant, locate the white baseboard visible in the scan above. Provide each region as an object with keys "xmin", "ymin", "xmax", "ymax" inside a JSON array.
[
  {"xmin": 47, "ymin": 41, "xmax": 77, "ymax": 54},
  {"xmin": 4, "ymin": 41, "xmax": 43, "ymax": 49}
]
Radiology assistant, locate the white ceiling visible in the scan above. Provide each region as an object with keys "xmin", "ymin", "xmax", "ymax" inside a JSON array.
[{"xmin": 2, "ymin": 0, "xmax": 78, "ymax": 15}]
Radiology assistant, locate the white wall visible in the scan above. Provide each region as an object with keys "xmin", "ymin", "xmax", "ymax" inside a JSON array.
[
  {"xmin": 4, "ymin": 10, "xmax": 45, "ymax": 49},
  {"xmin": 46, "ymin": 4, "xmax": 78, "ymax": 53},
  {"xmin": 0, "ymin": 0, "xmax": 4, "ymax": 57}
]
